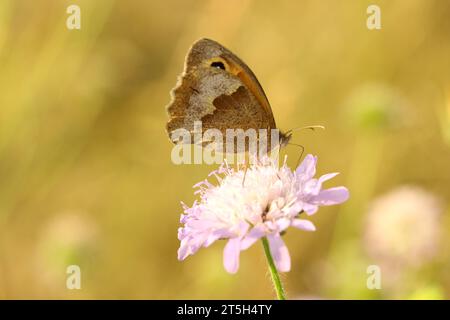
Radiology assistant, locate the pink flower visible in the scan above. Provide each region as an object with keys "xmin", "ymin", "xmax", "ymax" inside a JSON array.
[{"xmin": 177, "ymin": 155, "xmax": 349, "ymax": 273}]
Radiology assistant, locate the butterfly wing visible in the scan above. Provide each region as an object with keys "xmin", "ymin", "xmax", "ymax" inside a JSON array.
[{"xmin": 166, "ymin": 38, "xmax": 277, "ymax": 147}]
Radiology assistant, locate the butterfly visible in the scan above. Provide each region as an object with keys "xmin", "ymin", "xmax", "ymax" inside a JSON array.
[{"xmin": 165, "ymin": 38, "xmax": 317, "ymax": 155}]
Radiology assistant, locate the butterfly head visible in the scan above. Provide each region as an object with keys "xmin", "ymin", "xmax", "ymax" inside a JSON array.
[{"xmin": 279, "ymin": 131, "xmax": 292, "ymax": 148}]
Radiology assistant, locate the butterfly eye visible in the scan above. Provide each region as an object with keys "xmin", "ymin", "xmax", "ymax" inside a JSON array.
[{"xmin": 210, "ymin": 61, "xmax": 226, "ymax": 70}]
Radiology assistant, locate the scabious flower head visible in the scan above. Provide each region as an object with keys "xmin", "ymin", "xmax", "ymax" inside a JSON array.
[
  {"xmin": 364, "ymin": 186, "xmax": 442, "ymax": 268},
  {"xmin": 178, "ymin": 154, "xmax": 349, "ymax": 273}
]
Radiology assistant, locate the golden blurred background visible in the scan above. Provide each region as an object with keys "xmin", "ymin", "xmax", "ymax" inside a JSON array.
[{"xmin": 0, "ymin": 0, "xmax": 449, "ymax": 299}]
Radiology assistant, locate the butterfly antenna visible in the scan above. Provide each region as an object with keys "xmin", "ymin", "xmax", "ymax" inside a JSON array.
[{"xmin": 285, "ymin": 125, "xmax": 325, "ymax": 135}]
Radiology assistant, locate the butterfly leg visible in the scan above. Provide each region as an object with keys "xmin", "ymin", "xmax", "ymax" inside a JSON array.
[
  {"xmin": 287, "ymin": 142, "xmax": 305, "ymax": 167},
  {"xmin": 241, "ymin": 162, "xmax": 249, "ymax": 187}
]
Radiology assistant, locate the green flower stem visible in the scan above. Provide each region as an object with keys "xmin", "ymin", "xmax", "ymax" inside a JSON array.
[{"xmin": 262, "ymin": 237, "xmax": 286, "ymax": 300}]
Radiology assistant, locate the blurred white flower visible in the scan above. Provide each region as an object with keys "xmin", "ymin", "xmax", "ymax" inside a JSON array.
[{"xmin": 364, "ymin": 186, "xmax": 442, "ymax": 268}]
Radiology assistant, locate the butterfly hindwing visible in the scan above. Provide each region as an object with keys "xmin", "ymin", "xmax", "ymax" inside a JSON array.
[{"xmin": 166, "ymin": 38, "xmax": 278, "ymax": 151}]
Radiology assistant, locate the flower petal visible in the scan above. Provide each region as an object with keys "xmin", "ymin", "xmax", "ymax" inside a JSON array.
[
  {"xmin": 276, "ymin": 217, "xmax": 291, "ymax": 232},
  {"xmin": 177, "ymin": 238, "xmax": 192, "ymax": 261},
  {"xmin": 295, "ymin": 154, "xmax": 317, "ymax": 179},
  {"xmin": 268, "ymin": 233, "xmax": 291, "ymax": 272},
  {"xmin": 303, "ymin": 203, "xmax": 319, "ymax": 215},
  {"xmin": 291, "ymin": 219, "xmax": 316, "ymax": 231},
  {"xmin": 223, "ymin": 238, "xmax": 241, "ymax": 274},
  {"xmin": 240, "ymin": 226, "xmax": 265, "ymax": 250},
  {"xmin": 313, "ymin": 187, "xmax": 349, "ymax": 205},
  {"xmin": 318, "ymin": 172, "xmax": 340, "ymax": 184},
  {"xmin": 205, "ymin": 228, "xmax": 234, "ymax": 247}
]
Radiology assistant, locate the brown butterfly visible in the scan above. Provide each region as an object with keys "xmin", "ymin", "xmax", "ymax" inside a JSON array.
[{"xmin": 165, "ymin": 38, "xmax": 294, "ymax": 153}]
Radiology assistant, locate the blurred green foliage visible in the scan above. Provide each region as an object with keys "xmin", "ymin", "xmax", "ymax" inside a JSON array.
[{"xmin": 0, "ymin": 0, "xmax": 449, "ymax": 299}]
